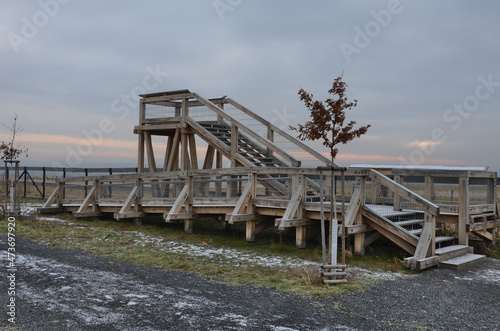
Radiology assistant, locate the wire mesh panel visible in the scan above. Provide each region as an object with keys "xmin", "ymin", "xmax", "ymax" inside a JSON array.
[
  {"xmin": 99, "ymin": 182, "xmax": 136, "ymax": 201},
  {"xmin": 144, "ymin": 104, "xmax": 177, "ymax": 120},
  {"xmin": 255, "ymin": 174, "xmax": 290, "ymax": 200},
  {"xmin": 432, "ymin": 177, "xmax": 459, "ymax": 206},
  {"xmin": 142, "ymin": 178, "xmax": 185, "ymax": 201},
  {"xmin": 469, "ymin": 177, "xmax": 490, "ymax": 205},
  {"xmin": 189, "ymin": 105, "xmax": 218, "ymax": 122}
]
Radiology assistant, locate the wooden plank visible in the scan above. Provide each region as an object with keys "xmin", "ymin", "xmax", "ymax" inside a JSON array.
[
  {"xmin": 38, "ymin": 206, "xmax": 64, "ymax": 214},
  {"xmin": 416, "ymin": 256, "xmax": 439, "ymax": 270},
  {"xmin": 469, "ymin": 204, "xmax": 495, "ymax": 214},
  {"xmin": 467, "ymin": 220, "xmax": 499, "ymax": 231},
  {"xmin": 227, "ymin": 213, "xmax": 258, "ymax": 223},
  {"xmin": 275, "ymin": 218, "xmax": 312, "ymax": 228},
  {"xmin": 322, "ymin": 264, "xmax": 347, "ymax": 269},
  {"xmin": 73, "ymin": 211, "xmax": 102, "ymax": 218},
  {"xmin": 345, "ymin": 224, "xmax": 371, "ymax": 234},
  {"xmin": 165, "ymin": 213, "xmax": 195, "ymax": 221},
  {"xmin": 114, "ymin": 211, "xmax": 144, "ymax": 220}
]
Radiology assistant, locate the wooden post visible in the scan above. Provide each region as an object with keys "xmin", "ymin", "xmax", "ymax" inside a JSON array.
[
  {"xmin": 184, "ymin": 174, "xmax": 193, "ymax": 234},
  {"xmin": 42, "ymin": 167, "xmax": 46, "ymax": 199},
  {"xmin": 354, "ymin": 176, "xmax": 366, "ymax": 255},
  {"xmin": 181, "ymin": 98, "xmax": 189, "ymax": 171},
  {"xmin": 266, "ymin": 126, "xmax": 274, "ymax": 157},
  {"xmin": 320, "ymin": 170, "xmax": 326, "ymax": 264},
  {"xmin": 393, "ymin": 175, "xmax": 402, "ymax": 211},
  {"xmin": 134, "ymin": 177, "xmax": 143, "ymax": 226},
  {"xmin": 458, "ymin": 176, "xmax": 469, "ymax": 245},
  {"xmin": 138, "ymin": 100, "xmax": 145, "ymax": 174},
  {"xmin": 424, "ymin": 175, "xmax": 434, "ymax": 202},
  {"xmin": 295, "ymin": 174, "xmax": 307, "ymax": 249},
  {"xmin": 245, "ymin": 173, "xmax": 257, "ymax": 242}
]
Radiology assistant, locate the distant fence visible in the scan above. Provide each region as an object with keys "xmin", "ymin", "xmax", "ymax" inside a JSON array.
[{"xmin": 0, "ymin": 166, "xmax": 138, "ymax": 199}]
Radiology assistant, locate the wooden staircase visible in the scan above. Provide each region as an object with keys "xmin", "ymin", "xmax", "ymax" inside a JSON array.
[{"xmin": 199, "ymin": 121, "xmax": 287, "ymax": 168}]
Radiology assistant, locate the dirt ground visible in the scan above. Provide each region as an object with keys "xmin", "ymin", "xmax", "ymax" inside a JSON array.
[{"xmin": 1, "ymin": 235, "xmax": 500, "ymax": 330}]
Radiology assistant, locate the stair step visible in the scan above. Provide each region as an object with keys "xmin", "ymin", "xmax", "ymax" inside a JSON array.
[
  {"xmin": 435, "ymin": 244, "xmax": 473, "ymax": 261},
  {"xmin": 408, "ymin": 228, "xmax": 423, "ymax": 235},
  {"xmin": 439, "ymin": 254, "xmax": 486, "ymax": 271},
  {"xmin": 395, "ymin": 219, "xmax": 423, "ymax": 227},
  {"xmin": 435, "ymin": 236, "xmax": 456, "ymax": 244}
]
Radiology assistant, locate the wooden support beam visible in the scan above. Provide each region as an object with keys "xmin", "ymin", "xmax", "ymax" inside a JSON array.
[
  {"xmin": 227, "ymin": 179, "xmax": 253, "ymax": 224},
  {"xmin": 144, "ymin": 131, "xmax": 157, "ymax": 172},
  {"xmin": 474, "ymin": 229, "xmax": 494, "ymax": 241},
  {"xmin": 115, "ymin": 211, "xmax": 144, "ymax": 220},
  {"xmin": 163, "ymin": 134, "xmax": 175, "ymax": 172},
  {"xmin": 296, "ymin": 225, "xmax": 307, "ymax": 249},
  {"xmin": 276, "ymin": 184, "xmax": 303, "ymax": 230},
  {"xmin": 74, "ymin": 211, "xmax": 103, "ymax": 218},
  {"xmin": 181, "ymin": 129, "xmax": 188, "ymax": 171},
  {"xmin": 274, "ymin": 218, "xmax": 312, "ymax": 228},
  {"xmin": 226, "ymin": 213, "xmax": 258, "ymax": 223},
  {"xmin": 75, "ymin": 185, "xmax": 96, "ymax": 214},
  {"xmin": 354, "ymin": 177, "xmax": 366, "ymax": 256},
  {"xmin": 344, "ymin": 185, "xmax": 362, "ymax": 227},
  {"xmin": 458, "ymin": 177, "xmax": 469, "ymax": 245},
  {"xmin": 362, "ymin": 206, "xmax": 418, "ymax": 254},
  {"xmin": 138, "ymin": 101, "xmax": 145, "ymax": 173},
  {"xmin": 188, "ymin": 134, "xmax": 198, "ymax": 170},
  {"xmin": 114, "ymin": 185, "xmax": 139, "ymax": 220},
  {"xmin": 202, "ymin": 145, "xmax": 215, "ymax": 170},
  {"xmin": 246, "ymin": 220, "xmax": 256, "ymax": 242},
  {"xmin": 165, "ymin": 182, "xmax": 190, "ymax": 222},
  {"xmin": 166, "ymin": 128, "xmax": 180, "ymax": 171},
  {"xmin": 165, "ymin": 213, "xmax": 195, "ymax": 220},
  {"xmin": 41, "ymin": 182, "xmax": 62, "ymax": 208},
  {"xmin": 412, "ymin": 215, "xmax": 435, "ymax": 266}
]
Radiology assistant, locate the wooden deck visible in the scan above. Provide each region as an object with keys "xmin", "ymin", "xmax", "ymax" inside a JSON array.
[{"xmin": 39, "ymin": 90, "xmax": 500, "ymax": 271}]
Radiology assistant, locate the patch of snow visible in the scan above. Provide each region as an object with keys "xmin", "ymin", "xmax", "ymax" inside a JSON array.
[{"xmin": 454, "ymin": 267, "xmax": 500, "ymax": 283}]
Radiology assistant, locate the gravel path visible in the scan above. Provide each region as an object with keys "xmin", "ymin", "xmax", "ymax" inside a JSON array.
[{"xmin": 1, "ymin": 236, "xmax": 500, "ymax": 330}]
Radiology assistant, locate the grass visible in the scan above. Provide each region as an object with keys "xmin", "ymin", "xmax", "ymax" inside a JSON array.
[{"xmin": 0, "ymin": 212, "xmax": 417, "ymax": 297}]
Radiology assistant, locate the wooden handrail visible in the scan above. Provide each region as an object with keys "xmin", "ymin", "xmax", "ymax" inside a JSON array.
[
  {"xmin": 193, "ymin": 93, "xmax": 301, "ymax": 167},
  {"xmin": 369, "ymin": 169, "xmax": 440, "ymax": 216},
  {"xmin": 226, "ymin": 98, "xmax": 334, "ymax": 167}
]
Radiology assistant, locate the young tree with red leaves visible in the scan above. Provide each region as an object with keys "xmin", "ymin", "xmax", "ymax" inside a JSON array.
[
  {"xmin": 291, "ymin": 76, "xmax": 370, "ymax": 267},
  {"xmin": 291, "ymin": 76, "xmax": 370, "ymax": 166}
]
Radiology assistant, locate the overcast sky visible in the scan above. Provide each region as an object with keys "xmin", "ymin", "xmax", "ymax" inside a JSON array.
[{"xmin": 1, "ymin": 1, "xmax": 499, "ymax": 172}]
